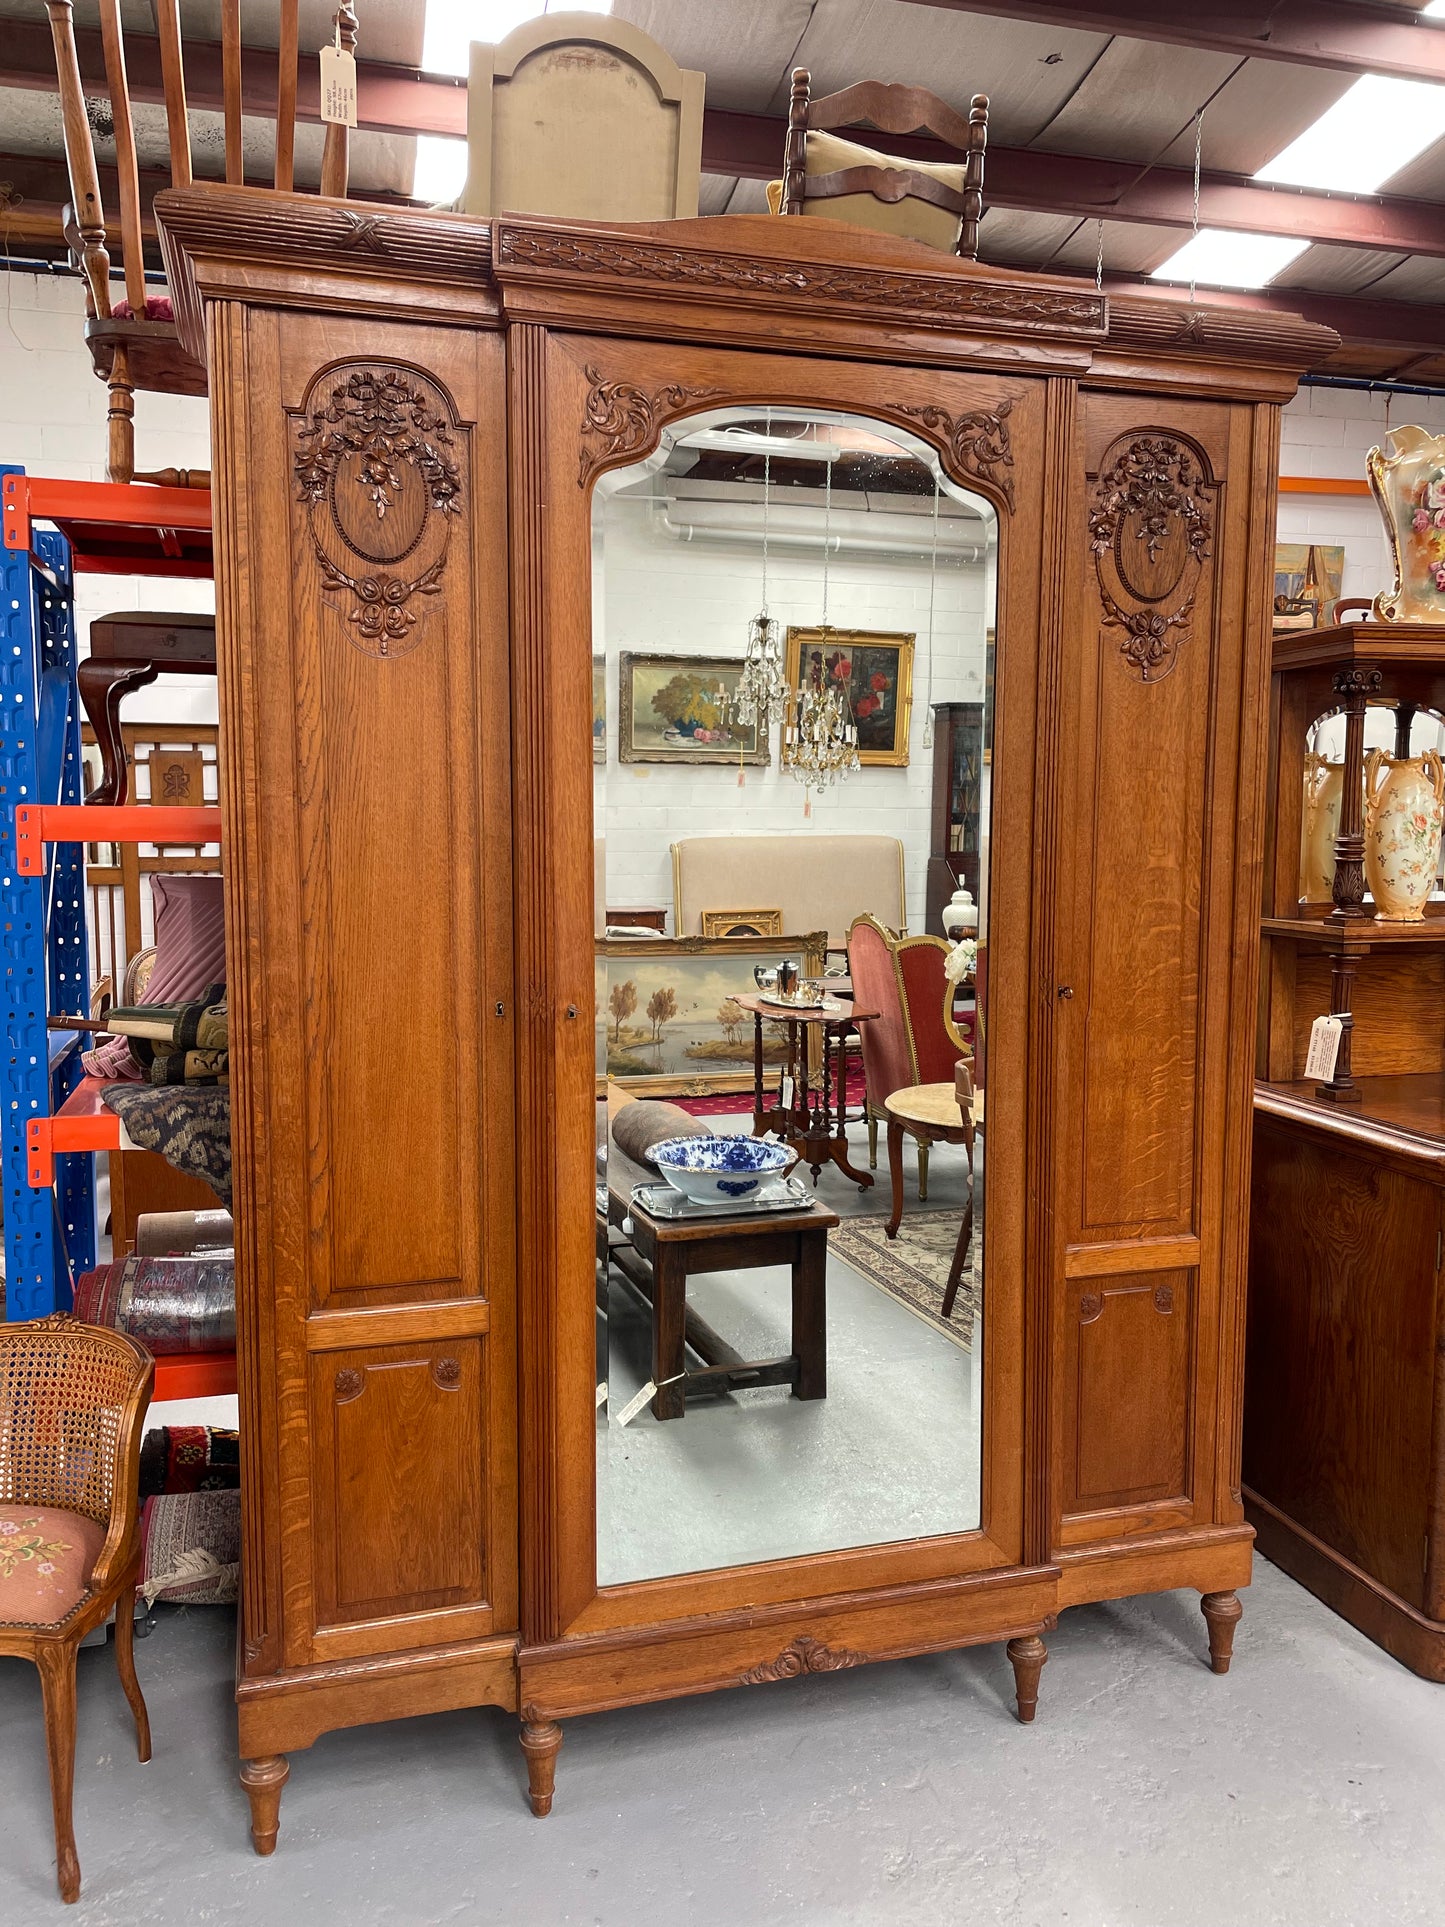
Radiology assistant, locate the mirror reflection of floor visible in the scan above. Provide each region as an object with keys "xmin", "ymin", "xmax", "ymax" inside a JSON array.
[{"xmin": 597, "ymin": 1115, "xmax": 983, "ymax": 1588}]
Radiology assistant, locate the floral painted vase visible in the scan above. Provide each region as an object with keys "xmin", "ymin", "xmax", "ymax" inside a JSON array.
[
  {"xmin": 1368, "ymin": 426, "xmax": 1445, "ymax": 621},
  {"xmin": 1299, "ymin": 751, "xmax": 1344, "ymax": 905},
  {"xmin": 1363, "ymin": 748, "xmax": 1445, "ymax": 922}
]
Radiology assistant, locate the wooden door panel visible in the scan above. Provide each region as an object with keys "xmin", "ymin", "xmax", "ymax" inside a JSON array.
[
  {"xmin": 1061, "ymin": 1270, "xmax": 1194, "ymax": 1522},
  {"xmin": 309, "ymin": 1340, "xmax": 488, "ymax": 1630}
]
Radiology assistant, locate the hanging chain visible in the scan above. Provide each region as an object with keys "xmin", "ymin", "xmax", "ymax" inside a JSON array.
[
  {"xmin": 820, "ymin": 445, "xmax": 832, "ymax": 632},
  {"xmin": 1189, "ymin": 109, "xmax": 1203, "ymax": 310},
  {"xmin": 1095, "ymin": 218, "xmax": 1104, "ymax": 293},
  {"xmin": 760, "ymin": 407, "xmax": 771, "ymax": 616},
  {"xmin": 922, "ymin": 473, "xmax": 942, "ymax": 749}
]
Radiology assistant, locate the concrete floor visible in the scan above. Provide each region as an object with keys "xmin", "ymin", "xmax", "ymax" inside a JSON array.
[{"xmin": 1, "ymin": 1558, "xmax": 1443, "ymax": 1926}]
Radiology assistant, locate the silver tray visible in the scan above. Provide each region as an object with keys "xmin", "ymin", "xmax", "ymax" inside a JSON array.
[{"xmin": 629, "ymin": 1174, "xmax": 814, "ymax": 1221}]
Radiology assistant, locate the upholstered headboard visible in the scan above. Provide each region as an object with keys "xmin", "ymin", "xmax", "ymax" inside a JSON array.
[{"xmin": 671, "ymin": 835, "xmax": 906, "ymax": 949}]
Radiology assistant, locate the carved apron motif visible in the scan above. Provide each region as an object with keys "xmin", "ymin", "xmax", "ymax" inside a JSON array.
[{"xmin": 293, "ymin": 364, "xmax": 463, "ymax": 657}]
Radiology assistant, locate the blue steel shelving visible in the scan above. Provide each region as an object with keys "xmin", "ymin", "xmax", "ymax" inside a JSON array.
[{"xmin": 0, "ymin": 465, "xmax": 94, "ymax": 1316}]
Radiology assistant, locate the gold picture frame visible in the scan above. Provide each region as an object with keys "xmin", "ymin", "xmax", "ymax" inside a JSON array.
[
  {"xmin": 592, "ymin": 656, "xmax": 607, "ymax": 764},
  {"xmin": 618, "ymin": 652, "xmax": 768, "ymax": 766},
  {"xmin": 601, "ymin": 931, "xmax": 826, "ymax": 1095},
  {"xmin": 700, "ymin": 908, "xmax": 784, "ymax": 939},
  {"xmin": 784, "ymin": 626, "xmax": 915, "ymax": 767}
]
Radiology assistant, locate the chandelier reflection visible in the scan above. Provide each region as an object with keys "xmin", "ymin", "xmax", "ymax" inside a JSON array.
[
  {"xmin": 783, "ymin": 632, "xmax": 861, "ymax": 793},
  {"xmin": 730, "ymin": 420, "xmax": 788, "ymax": 730}
]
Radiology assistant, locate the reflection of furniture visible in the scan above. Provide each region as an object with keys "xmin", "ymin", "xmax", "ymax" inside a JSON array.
[
  {"xmin": 777, "ymin": 72, "xmax": 988, "ymax": 259},
  {"xmin": 736, "ymin": 994, "xmax": 877, "ymax": 1188},
  {"xmin": 461, "ymin": 13, "xmax": 704, "ymax": 221},
  {"xmin": 673, "ymin": 835, "xmax": 905, "ymax": 948},
  {"xmin": 848, "ymin": 914, "xmax": 967, "ymax": 1189},
  {"xmin": 927, "ymin": 701, "xmax": 984, "ymax": 933},
  {"xmin": 43, "ymin": 0, "xmax": 327, "ymax": 484},
  {"xmin": 80, "ymin": 613, "xmax": 216, "ymax": 806},
  {"xmin": 1247, "ymin": 615, "xmax": 1445, "ymax": 1677},
  {"xmin": 1260, "ymin": 618, "xmax": 1445, "ymax": 1102},
  {"xmin": 601, "ymin": 1158, "xmax": 835, "ymax": 1421},
  {"xmin": 1248, "ymin": 1087, "xmax": 1445, "ymax": 1679},
  {"xmin": 0, "ymin": 1314, "xmax": 154, "ymax": 1903},
  {"xmin": 607, "ymin": 906, "xmax": 668, "ymax": 933},
  {"xmin": 883, "ymin": 1075, "xmax": 981, "ymax": 1319},
  {"xmin": 160, "ymin": 179, "xmax": 1326, "ymax": 1831}
]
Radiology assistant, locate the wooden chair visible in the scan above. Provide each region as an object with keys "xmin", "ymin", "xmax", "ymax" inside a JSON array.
[
  {"xmin": 42, "ymin": 0, "xmax": 341, "ymax": 487},
  {"xmin": 0, "ymin": 1314, "xmax": 154, "ymax": 1903},
  {"xmin": 882, "ymin": 1065, "xmax": 981, "ymax": 1318},
  {"xmin": 773, "ymin": 70, "xmax": 988, "ymax": 260},
  {"xmin": 460, "ymin": 12, "xmax": 704, "ymax": 221},
  {"xmin": 847, "ymin": 913, "xmax": 969, "ymax": 1199}
]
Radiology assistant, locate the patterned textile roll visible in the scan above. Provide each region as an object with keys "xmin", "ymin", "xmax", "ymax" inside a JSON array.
[
  {"xmin": 117, "ymin": 1254, "xmax": 235, "ymax": 1353},
  {"xmin": 139, "ymin": 1425, "xmax": 242, "ymax": 1498}
]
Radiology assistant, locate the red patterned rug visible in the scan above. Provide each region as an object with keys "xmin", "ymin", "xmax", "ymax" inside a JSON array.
[{"xmin": 671, "ymin": 1063, "xmax": 870, "ymax": 1118}]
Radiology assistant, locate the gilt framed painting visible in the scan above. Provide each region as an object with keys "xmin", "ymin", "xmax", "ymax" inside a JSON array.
[
  {"xmin": 784, "ymin": 627, "xmax": 915, "ymax": 766},
  {"xmin": 617, "ymin": 653, "xmax": 768, "ymax": 766}
]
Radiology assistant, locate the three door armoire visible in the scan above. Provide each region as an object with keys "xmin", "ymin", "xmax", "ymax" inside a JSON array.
[{"xmin": 153, "ymin": 183, "xmax": 1332, "ymax": 1850}]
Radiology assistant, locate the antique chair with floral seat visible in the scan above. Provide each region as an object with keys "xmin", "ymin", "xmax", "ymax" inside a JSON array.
[
  {"xmin": 847, "ymin": 914, "xmax": 969, "ymax": 1198},
  {"xmin": 0, "ymin": 1314, "xmax": 154, "ymax": 1903}
]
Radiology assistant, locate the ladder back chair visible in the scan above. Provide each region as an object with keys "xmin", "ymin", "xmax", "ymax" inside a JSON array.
[{"xmin": 777, "ymin": 69, "xmax": 988, "ymax": 260}]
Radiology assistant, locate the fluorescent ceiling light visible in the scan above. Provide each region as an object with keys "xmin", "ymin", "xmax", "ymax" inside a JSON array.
[
  {"xmin": 413, "ymin": 135, "xmax": 468, "ymax": 204},
  {"xmin": 422, "ymin": 0, "xmax": 612, "ymax": 78},
  {"xmin": 1254, "ymin": 74, "xmax": 1445, "ymax": 193},
  {"xmin": 1424, "ymin": 3, "xmax": 1445, "ymax": 16},
  {"xmin": 1150, "ymin": 228, "xmax": 1310, "ymax": 290}
]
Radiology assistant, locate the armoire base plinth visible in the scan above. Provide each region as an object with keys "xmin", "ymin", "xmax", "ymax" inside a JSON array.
[
  {"xmin": 1246, "ymin": 1488, "xmax": 1445, "ymax": 1683},
  {"xmin": 236, "ymin": 1634, "xmax": 519, "ymax": 1850}
]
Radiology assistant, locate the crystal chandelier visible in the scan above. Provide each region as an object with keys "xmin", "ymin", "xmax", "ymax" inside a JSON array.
[
  {"xmin": 730, "ymin": 420, "xmax": 787, "ymax": 730},
  {"xmin": 782, "ymin": 450, "xmax": 859, "ymax": 794}
]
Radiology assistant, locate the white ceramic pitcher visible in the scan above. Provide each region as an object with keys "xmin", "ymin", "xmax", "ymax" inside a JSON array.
[
  {"xmin": 1299, "ymin": 751, "xmax": 1344, "ymax": 905},
  {"xmin": 1364, "ymin": 747, "xmax": 1445, "ymax": 922}
]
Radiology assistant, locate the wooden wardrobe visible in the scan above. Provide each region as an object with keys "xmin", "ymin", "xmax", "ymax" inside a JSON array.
[{"xmin": 154, "ymin": 184, "xmax": 1331, "ymax": 1847}]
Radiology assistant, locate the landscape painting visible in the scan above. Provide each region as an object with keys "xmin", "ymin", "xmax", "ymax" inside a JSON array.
[
  {"xmin": 1274, "ymin": 542, "xmax": 1345, "ymax": 630},
  {"xmin": 602, "ymin": 933, "xmax": 826, "ymax": 1095}
]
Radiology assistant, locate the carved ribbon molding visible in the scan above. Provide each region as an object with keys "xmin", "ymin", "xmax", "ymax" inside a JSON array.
[
  {"xmin": 294, "ymin": 365, "xmax": 463, "ymax": 657},
  {"xmin": 739, "ymin": 1634, "xmax": 862, "ymax": 1684},
  {"xmin": 894, "ymin": 397, "xmax": 1016, "ymax": 512},
  {"xmin": 577, "ymin": 365, "xmax": 725, "ymax": 488},
  {"xmin": 1087, "ymin": 435, "xmax": 1214, "ymax": 685}
]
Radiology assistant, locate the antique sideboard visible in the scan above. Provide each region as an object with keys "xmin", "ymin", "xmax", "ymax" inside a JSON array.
[{"xmin": 154, "ymin": 185, "xmax": 1331, "ymax": 1847}]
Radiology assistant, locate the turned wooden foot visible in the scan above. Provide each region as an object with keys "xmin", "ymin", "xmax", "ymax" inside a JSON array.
[
  {"xmin": 1201, "ymin": 1590, "xmax": 1243, "ymax": 1675},
  {"xmin": 520, "ymin": 1705, "xmax": 563, "ymax": 1817},
  {"xmin": 240, "ymin": 1754, "xmax": 289, "ymax": 1856},
  {"xmin": 1006, "ymin": 1633, "xmax": 1048, "ymax": 1723}
]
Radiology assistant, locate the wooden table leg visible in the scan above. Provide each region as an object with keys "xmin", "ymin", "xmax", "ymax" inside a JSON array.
[
  {"xmin": 791, "ymin": 1226, "xmax": 827, "ymax": 1400},
  {"xmin": 941, "ymin": 1188, "xmax": 973, "ymax": 1320},
  {"xmin": 651, "ymin": 1242, "xmax": 687, "ymax": 1420},
  {"xmin": 76, "ymin": 658, "xmax": 160, "ymax": 805},
  {"xmin": 885, "ymin": 1118, "xmax": 905, "ymax": 1238},
  {"xmin": 751, "ymin": 1012, "xmax": 766, "ymax": 1137}
]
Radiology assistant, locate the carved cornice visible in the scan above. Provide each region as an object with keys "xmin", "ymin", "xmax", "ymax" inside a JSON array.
[
  {"xmin": 577, "ymin": 366, "xmax": 725, "ymax": 487},
  {"xmin": 1106, "ymin": 294, "xmax": 1339, "ymax": 370},
  {"xmin": 498, "ymin": 223, "xmax": 1107, "ymax": 338},
  {"xmin": 739, "ymin": 1634, "xmax": 862, "ymax": 1684},
  {"xmin": 894, "ymin": 398, "xmax": 1016, "ymax": 512}
]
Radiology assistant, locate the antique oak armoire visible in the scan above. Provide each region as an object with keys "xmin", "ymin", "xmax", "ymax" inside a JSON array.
[{"xmin": 153, "ymin": 184, "xmax": 1330, "ymax": 1848}]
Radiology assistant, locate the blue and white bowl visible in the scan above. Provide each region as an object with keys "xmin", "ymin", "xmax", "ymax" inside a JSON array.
[{"xmin": 650, "ymin": 1135, "xmax": 796, "ymax": 1205}]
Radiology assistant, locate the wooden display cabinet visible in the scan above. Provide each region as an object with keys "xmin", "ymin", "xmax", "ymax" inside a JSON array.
[
  {"xmin": 925, "ymin": 700, "xmax": 983, "ymax": 935},
  {"xmin": 1249, "ymin": 617, "xmax": 1445, "ymax": 1677},
  {"xmin": 156, "ymin": 184, "xmax": 1328, "ymax": 1846}
]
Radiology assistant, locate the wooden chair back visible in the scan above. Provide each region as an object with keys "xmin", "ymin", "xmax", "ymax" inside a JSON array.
[
  {"xmin": 460, "ymin": 12, "xmax": 704, "ymax": 221},
  {"xmin": 780, "ymin": 69, "xmax": 988, "ymax": 260},
  {"xmin": 42, "ymin": 0, "xmax": 341, "ymax": 485},
  {"xmin": 0, "ymin": 1315, "xmax": 151, "ymax": 1536}
]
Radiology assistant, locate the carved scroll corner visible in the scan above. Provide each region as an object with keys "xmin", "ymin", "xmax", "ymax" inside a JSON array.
[
  {"xmin": 334, "ymin": 1367, "xmax": 364, "ymax": 1401},
  {"xmin": 576, "ymin": 365, "xmax": 725, "ymax": 489},
  {"xmin": 894, "ymin": 395, "xmax": 1017, "ymax": 513},
  {"xmin": 1153, "ymin": 1283, "xmax": 1175, "ymax": 1314},
  {"xmin": 1079, "ymin": 1290, "xmax": 1103, "ymax": 1324},
  {"xmin": 739, "ymin": 1634, "xmax": 863, "ymax": 1686},
  {"xmin": 432, "ymin": 1355, "xmax": 462, "ymax": 1390}
]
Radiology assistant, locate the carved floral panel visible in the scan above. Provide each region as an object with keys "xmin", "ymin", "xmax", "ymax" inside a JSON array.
[{"xmin": 1088, "ymin": 433, "xmax": 1216, "ymax": 684}]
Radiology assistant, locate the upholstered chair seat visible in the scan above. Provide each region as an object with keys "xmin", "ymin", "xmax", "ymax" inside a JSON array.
[{"xmin": 0, "ymin": 1506, "xmax": 106, "ymax": 1627}]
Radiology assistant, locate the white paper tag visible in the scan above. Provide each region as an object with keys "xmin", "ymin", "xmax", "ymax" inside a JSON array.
[
  {"xmin": 319, "ymin": 44, "xmax": 358, "ymax": 128},
  {"xmin": 1305, "ymin": 1014, "xmax": 1345, "ymax": 1082},
  {"xmin": 616, "ymin": 1381, "xmax": 657, "ymax": 1427}
]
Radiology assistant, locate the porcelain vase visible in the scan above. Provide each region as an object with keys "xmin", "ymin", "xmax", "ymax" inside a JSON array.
[
  {"xmin": 1299, "ymin": 751, "xmax": 1344, "ymax": 905},
  {"xmin": 1368, "ymin": 425, "xmax": 1445, "ymax": 622},
  {"xmin": 941, "ymin": 887, "xmax": 978, "ymax": 940},
  {"xmin": 1363, "ymin": 748, "xmax": 1445, "ymax": 922}
]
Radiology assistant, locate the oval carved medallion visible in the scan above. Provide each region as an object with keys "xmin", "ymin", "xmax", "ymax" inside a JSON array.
[{"xmin": 1088, "ymin": 434, "xmax": 1215, "ymax": 684}]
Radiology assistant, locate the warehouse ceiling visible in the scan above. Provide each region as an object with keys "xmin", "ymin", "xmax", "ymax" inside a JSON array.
[{"xmin": 6, "ymin": 0, "xmax": 1445, "ymax": 376}]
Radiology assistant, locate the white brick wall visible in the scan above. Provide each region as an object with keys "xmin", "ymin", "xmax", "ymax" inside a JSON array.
[{"xmin": 1, "ymin": 270, "xmax": 216, "ymax": 726}]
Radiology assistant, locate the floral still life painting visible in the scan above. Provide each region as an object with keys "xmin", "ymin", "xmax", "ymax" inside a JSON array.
[
  {"xmin": 785, "ymin": 627, "xmax": 915, "ymax": 765},
  {"xmin": 618, "ymin": 653, "xmax": 768, "ymax": 765}
]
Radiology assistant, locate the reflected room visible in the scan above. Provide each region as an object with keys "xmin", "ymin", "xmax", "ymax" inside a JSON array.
[{"xmin": 592, "ymin": 407, "xmax": 997, "ymax": 1585}]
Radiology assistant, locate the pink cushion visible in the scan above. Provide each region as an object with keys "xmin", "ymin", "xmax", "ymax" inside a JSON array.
[
  {"xmin": 84, "ymin": 876, "xmax": 226, "ymax": 1078},
  {"xmin": 111, "ymin": 296, "xmax": 175, "ymax": 322},
  {"xmin": 0, "ymin": 1505, "xmax": 105, "ymax": 1626}
]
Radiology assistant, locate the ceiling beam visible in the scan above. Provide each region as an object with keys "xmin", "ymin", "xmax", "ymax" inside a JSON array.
[
  {"xmin": 895, "ymin": 1, "xmax": 1445, "ymax": 86},
  {"xmin": 701, "ymin": 108, "xmax": 1445, "ymax": 259}
]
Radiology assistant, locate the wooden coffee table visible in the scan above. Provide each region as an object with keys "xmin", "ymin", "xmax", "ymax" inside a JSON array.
[
  {"xmin": 734, "ymin": 993, "xmax": 876, "ymax": 1188},
  {"xmin": 600, "ymin": 1163, "xmax": 838, "ymax": 1421}
]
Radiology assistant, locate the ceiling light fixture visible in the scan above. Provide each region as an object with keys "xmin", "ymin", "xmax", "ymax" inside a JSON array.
[
  {"xmin": 1149, "ymin": 228, "xmax": 1310, "ymax": 291},
  {"xmin": 1254, "ymin": 73, "xmax": 1445, "ymax": 194}
]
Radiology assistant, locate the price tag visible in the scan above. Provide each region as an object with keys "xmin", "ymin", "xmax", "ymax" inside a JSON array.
[
  {"xmin": 1305, "ymin": 1013, "xmax": 1345, "ymax": 1082},
  {"xmin": 319, "ymin": 43, "xmax": 358, "ymax": 128}
]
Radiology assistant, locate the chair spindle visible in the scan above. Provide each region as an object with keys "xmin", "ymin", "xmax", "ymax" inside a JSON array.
[
  {"xmin": 43, "ymin": 1, "xmax": 112, "ymax": 321},
  {"xmin": 275, "ymin": 0, "xmax": 301, "ymax": 193},
  {"xmin": 152, "ymin": 0, "xmax": 193, "ymax": 190},
  {"xmin": 320, "ymin": 4, "xmax": 359, "ymax": 199}
]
